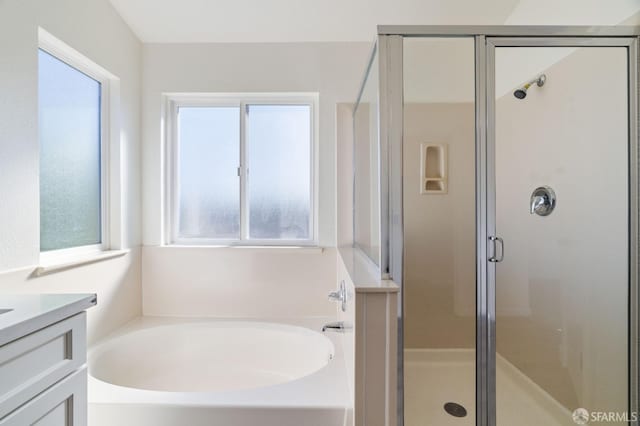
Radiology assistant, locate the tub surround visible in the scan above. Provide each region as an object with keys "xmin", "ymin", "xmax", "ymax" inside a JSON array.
[
  {"xmin": 0, "ymin": 293, "xmax": 96, "ymax": 346},
  {"xmin": 142, "ymin": 246, "xmax": 338, "ymax": 318}
]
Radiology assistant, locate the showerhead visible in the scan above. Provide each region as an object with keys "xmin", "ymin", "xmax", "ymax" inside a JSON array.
[{"xmin": 513, "ymin": 74, "xmax": 547, "ymax": 100}]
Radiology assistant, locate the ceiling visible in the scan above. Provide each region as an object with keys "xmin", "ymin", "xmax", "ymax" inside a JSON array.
[
  {"xmin": 108, "ymin": 0, "xmax": 640, "ymax": 44},
  {"xmin": 108, "ymin": 0, "xmax": 522, "ymax": 43}
]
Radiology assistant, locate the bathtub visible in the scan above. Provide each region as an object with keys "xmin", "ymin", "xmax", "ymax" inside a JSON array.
[{"xmin": 88, "ymin": 317, "xmax": 350, "ymax": 426}]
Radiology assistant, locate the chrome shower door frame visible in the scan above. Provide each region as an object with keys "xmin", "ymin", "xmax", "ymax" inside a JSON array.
[{"xmin": 377, "ymin": 26, "xmax": 640, "ymax": 426}]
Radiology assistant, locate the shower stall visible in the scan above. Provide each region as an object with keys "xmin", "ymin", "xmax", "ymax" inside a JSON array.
[{"xmin": 352, "ymin": 26, "xmax": 640, "ymax": 426}]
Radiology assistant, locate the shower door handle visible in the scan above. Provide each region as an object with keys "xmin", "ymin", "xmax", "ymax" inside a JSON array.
[{"xmin": 488, "ymin": 236, "xmax": 504, "ymax": 263}]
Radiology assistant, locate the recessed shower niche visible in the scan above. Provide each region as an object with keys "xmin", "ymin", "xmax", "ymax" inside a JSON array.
[{"xmin": 420, "ymin": 143, "xmax": 447, "ymax": 194}]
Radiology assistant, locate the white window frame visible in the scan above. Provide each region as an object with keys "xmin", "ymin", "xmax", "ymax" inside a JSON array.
[
  {"xmin": 38, "ymin": 29, "xmax": 117, "ymax": 262},
  {"xmin": 165, "ymin": 93, "xmax": 319, "ymax": 247}
]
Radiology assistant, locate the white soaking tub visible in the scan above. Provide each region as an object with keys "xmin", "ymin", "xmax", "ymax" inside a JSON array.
[{"xmin": 88, "ymin": 317, "xmax": 350, "ymax": 426}]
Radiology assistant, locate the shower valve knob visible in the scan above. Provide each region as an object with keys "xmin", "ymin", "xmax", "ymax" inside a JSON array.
[
  {"xmin": 529, "ymin": 186, "xmax": 556, "ymax": 216},
  {"xmin": 327, "ymin": 290, "xmax": 342, "ymax": 301},
  {"xmin": 328, "ymin": 281, "xmax": 348, "ymax": 312}
]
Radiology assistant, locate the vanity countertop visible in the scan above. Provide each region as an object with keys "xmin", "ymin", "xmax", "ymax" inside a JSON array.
[{"xmin": 0, "ymin": 294, "xmax": 96, "ymax": 347}]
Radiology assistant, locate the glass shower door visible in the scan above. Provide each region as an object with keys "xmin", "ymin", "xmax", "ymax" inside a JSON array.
[{"xmin": 491, "ymin": 41, "xmax": 632, "ymax": 426}]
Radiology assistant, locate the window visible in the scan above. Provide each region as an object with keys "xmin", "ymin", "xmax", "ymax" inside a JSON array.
[
  {"xmin": 167, "ymin": 94, "xmax": 317, "ymax": 245},
  {"xmin": 38, "ymin": 47, "xmax": 107, "ymax": 254}
]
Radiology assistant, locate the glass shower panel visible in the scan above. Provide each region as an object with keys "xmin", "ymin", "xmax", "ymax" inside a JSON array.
[
  {"xmin": 353, "ymin": 48, "xmax": 381, "ymax": 265},
  {"xmin": 494, "ymin": 46, "xmax": 629, "ymax": 426},
  {"xmin": 402, "ymin": 37, "xmax": 476, "ymax": 426}
]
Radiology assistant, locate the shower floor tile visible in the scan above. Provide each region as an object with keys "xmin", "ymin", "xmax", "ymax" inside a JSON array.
[{"xmin": 404, "ymin": 349, "xmax": 573, "ymax": 426}]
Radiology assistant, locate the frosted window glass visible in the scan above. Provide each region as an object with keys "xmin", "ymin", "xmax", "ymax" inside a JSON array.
[
  {"xmin": 246, "ymin": 105, "xmax": 311, "ymax": 240},
  {"xmin": 177, "ymin": 107, "xmax": 240, "ymax": 239},
  {"xmin": 38, "ymin": 49, "xmax": 102, "ymax": 251}
]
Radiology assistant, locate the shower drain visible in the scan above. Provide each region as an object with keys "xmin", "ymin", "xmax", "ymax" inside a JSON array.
[{"xmin": 444, "ymin": 402, "xmax": 468, "ymax": 418}]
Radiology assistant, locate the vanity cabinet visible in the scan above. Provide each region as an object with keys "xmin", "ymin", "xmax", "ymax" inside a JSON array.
[{"xmin": 0, "ymin": 295, "xmax": 95, "ymax": 426}]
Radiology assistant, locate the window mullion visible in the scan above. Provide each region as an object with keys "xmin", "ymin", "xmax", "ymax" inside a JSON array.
[
  {"xmin": 100, "ymin": 80, "xmax": 109, "ymax": 250},
  {"xmin": 171, "ymin": 102, "xmax": 181, "ymax": 245},
  {"xmin": 239, "ymin": 102, "xmax": 248, "ymax": 241}
]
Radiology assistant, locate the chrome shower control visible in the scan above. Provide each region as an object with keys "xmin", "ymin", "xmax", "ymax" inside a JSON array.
[
  {"xmin": 328, "ymin": 280, "xmax": 348, "ymax": 312},
  {"xmin": 530, "ymin": 186, "xmax": 556, "ymax": 216}
]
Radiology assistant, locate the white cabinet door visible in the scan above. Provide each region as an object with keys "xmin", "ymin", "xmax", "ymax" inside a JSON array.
[
  {"xmin": 0, "ymin": 368, "xmax": 87, "ymax": 426},
  {"xmin": 0, "ymin": 313, "xmax": 87, "ymax": 418},
  {"xmin": 32, "ymin": 401, "xmax": 66, "ymax": 426}
]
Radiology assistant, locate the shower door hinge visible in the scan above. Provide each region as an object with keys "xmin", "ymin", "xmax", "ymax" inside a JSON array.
[{"xmin": 488, "ymin": 236, "xmax": 504, "ymax": 263}]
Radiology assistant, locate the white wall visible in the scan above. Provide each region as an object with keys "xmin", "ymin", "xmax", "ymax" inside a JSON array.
[
  {"xmin": 141, "ymin": 42, "xmax": 370, "ymax": 317},
  {"xmin": 0, "ymin": 251, "xmax": 141, "ymax": 346},
  {"xmin": 0, "ymin": 0, "xmax": 142, "ymax": 343},
  {"xmin": 403, "ymin": 38, "xmax": 476, "ymax": 103}
]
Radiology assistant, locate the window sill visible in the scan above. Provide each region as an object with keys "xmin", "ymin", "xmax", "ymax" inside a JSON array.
[
  {"xmin": 34, "ymin": 249, "xmax": 130, "ymax": 276},
  {"xmin": 162, "ymin": 245, "xmax": 324, "ymax": 254}
]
